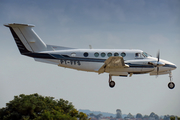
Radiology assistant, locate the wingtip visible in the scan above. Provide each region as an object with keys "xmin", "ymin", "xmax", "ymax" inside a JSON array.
[{"xmin": 4, "ymin": 24, "xmax": 10, "ymax": 27}]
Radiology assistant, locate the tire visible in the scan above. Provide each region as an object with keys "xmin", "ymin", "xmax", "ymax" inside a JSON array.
[
  {"xmin": 109, "ymin": 81, "xmax": 115, "ymax": 88},
  {"xmin": 168, "ymin": 82, "xmax": 175, "ymax": 89}
]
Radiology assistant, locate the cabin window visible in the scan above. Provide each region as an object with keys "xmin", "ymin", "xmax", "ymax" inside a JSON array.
[
  {"xmin": 101, "ymin": 52, "xmax": 106, "ymax": 57},
  {"xmin": 84, "ymin": 52, "xmax": 89, "ymax": 57},
  {"xmin": 107, "ymin": 52, "xmax": 112, "ymax": 57},
  {"xmin": 71, "ymin": 53, "xmax": 76, "ymax": 57},
  {"xmin": 135, "ymin": 53, "xmax": 141, "ymax": 57},
  {"xmin": 114, "ymin": 52, "xmax": 119, "ymax": 56},
  {"xmin": 94, "ymin": 52, "xmax": 99, "ymax": 57},
  {"xmin": 121, "ymin": 52, "xmax": 126, "ymax": 57}
]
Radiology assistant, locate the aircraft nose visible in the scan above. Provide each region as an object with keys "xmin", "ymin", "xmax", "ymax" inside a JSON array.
[
  {"xmin": 160, "ymin": 59, "xmax": 177, "ymax": 70},
  {"xmin": 166, "ymin": 63, "xmax": 177, "ymax": 70},
  {"xmin": 172, "ymin": 64, "xmax": 177, "ymax": 69}
]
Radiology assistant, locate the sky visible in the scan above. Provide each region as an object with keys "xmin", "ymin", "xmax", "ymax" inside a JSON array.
[{"xmin": 0, "ymin": 0, "xmax": 180, "ymax": 117}]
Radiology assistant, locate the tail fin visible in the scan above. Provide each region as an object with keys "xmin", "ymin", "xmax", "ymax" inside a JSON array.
[{"xmin": 4, "ymin": 23, "xmax": 47, "ymax": 54}]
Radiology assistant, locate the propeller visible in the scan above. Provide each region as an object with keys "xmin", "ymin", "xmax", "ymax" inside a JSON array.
[
  {"xmin": 156, "ymin": 50, "xmax": 160, "ymax": 76},
  {"xmin": 148, "ymin": 50, "xmax": 165, "ymax": 76}
]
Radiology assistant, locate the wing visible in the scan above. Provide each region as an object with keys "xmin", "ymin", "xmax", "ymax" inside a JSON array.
[{"xmin": 98, "ymin": 56, "xmax": 129, "ymax": 74}]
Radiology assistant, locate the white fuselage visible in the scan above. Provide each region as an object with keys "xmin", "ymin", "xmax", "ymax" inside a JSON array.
[{"xmin": 35, "ymin": 49, "xmax": 176, "ymax": 76}]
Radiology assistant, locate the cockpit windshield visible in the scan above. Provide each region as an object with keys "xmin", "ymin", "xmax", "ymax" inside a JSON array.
[{"xmin": 142, "ymin": 52, "xmax": 151, "ymax": 57}]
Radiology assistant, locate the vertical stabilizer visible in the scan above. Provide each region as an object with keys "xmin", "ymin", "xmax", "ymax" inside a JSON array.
[{"xmin": 4, "ymin": 23, "xmax": 47, "ymax": 53}]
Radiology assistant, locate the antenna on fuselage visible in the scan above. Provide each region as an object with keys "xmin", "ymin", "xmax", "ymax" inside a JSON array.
[{"xmin": 89, "ymin": 45, "xmax": 92, "ymax": 49}]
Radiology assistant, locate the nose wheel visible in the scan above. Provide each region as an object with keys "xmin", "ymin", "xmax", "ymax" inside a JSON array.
[
  {"xmin": 109, "ymin": 75, "xmax": 115, "ymax": 88},
  {"xmin": 168, "ymin": 82, "xmax": 175, "ymax": 89},
  {"xmin": 168, "ymin": 72, "xmax": 175, "ymax": 89}
]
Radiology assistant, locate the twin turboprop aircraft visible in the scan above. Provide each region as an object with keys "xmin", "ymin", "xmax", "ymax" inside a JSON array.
[{"xmin": 4, "ymin": 23, "xmax": 177, "ymax": 89}]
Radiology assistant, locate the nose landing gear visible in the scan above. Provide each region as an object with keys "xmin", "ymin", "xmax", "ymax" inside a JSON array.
[
  {"xmin": 109, "ymin": 75, "xmax": 115, "ymax": 88},
  {"xmin": 168, "ymin": 72, "xmax": 175, "ymax": 89}
]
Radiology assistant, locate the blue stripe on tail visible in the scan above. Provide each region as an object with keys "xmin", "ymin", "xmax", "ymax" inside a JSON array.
[{"xmin": 9, "ymin": 27, "xmax": 31, "ymax": 54}]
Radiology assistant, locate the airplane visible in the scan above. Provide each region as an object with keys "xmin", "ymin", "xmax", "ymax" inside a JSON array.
[{"xmin": 4, "ymin": 23, "xmax": 177, "ymax": 89}]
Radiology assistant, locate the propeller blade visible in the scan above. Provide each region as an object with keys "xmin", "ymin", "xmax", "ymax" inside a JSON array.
[
  {"xmin": 157, "ymin": 50, "xmax": 160, "ymax": 62},
  {"xmin": 156, "ymin": 50, "xmax": 160, "ymax": 76},
  {"xmin": 157, "ymin": 67, "xmax": 159, "ymax": 76}
]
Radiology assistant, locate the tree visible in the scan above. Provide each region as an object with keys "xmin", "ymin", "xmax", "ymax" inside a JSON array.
[
  {"xmin": 154, "ymin": 114, "xmax": 159, "ymax": 120},
  {"xmin": 95, "ymin": 114, "xmax": 102, "ymax": 119},
  {"xmin": 177, "ymin": 116, "xmax": 180, "ymax": 120},
  {"xmin": 149, "ymin": 112, "xmax": 156, "ymax": 118},
  {"xmin": 116, "ymin": 109, "xmax": 122, "ymax": 118},
  {"xmin": 143, "ymin": 115, "xmax": 149, "ymax": 120},
  {"xmin": 164, "ymin": 115, "xmax": 170, "ymax": 120},
  {"xmin": 89, "ymin": 113, "xmax": 102, "ymax": 119},
  {"xmin": 149, "ymin": 112, "xmax": 159, "ymax": 120},
  {"xmin": 126, "ymin": 113, "xmax": 134, "ymax": 119},
  {"xmin": 0, "ymin": 93, "xmax": 89, "ymax": 120},
  {"xmin": 136, "ymin": 113, "xmax": 143, "ymax": 119},
  {"xmin": 170, "ymin": 116, "xmax": 176, "ymax": 120},
  {"xmin": 89, "ymin": 113, "xmax": 95, "ymax": 117}
]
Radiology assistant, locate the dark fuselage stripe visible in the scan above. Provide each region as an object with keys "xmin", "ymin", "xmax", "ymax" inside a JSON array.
[{"xmin": 24, "ymin": 52, "xmax": 156, "ymax": 68}]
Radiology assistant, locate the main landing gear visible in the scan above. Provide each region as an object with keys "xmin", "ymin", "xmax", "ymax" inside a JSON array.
[
  {"xmin": 168, "ymin": 72, "xmax": 175, "ymax": 89},
  {"xmin": 109, "ymin": 75, "xmax": 115, "ymax": 88}
]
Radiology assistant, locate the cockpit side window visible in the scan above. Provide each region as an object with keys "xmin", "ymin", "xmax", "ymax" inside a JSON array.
[{"xmin": 135, "ymin": 53, "xmax": 141, "ymax": 57}]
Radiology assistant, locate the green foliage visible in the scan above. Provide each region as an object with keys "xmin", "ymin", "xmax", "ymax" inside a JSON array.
[
  {"xmin": 136, "ymin": 113, "xmax": 143, "ymax": 119},
  {"xmin": 89, "ymin": 113, "xmax": 102, "ymax": 119},
  {"xmin": 170, "ymin": 116, "xmax": 180, "ymax": 120},
  {"xmin": 178, "ymin": 116, "xmax": 180, "ymax": 120},
  {"xmin": 127, "ymin": 113, "xmax": 134, "ymax": 119},
  {"xmin": 149, "ymin": 112, "xmax": 159, "ymax": 120},
  {"xmin": 0, "ymin": 93, "xmax": 88, "ymax": 120},
  {"xmin": 170, "ymin": 116, "xmax": 175, "ymax": 120},
  {"xmin": 116, "ymin": 109, "xmax": 122, "ymax": 118}
]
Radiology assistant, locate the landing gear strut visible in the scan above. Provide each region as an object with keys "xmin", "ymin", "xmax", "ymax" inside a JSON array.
[
  {"xmin": 109, "ymin": 75, "xmax": 115, "ymax": 88},
  {"xmin": 168, "ymin": 72, "xmax": 175, "ymax": 89}
]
